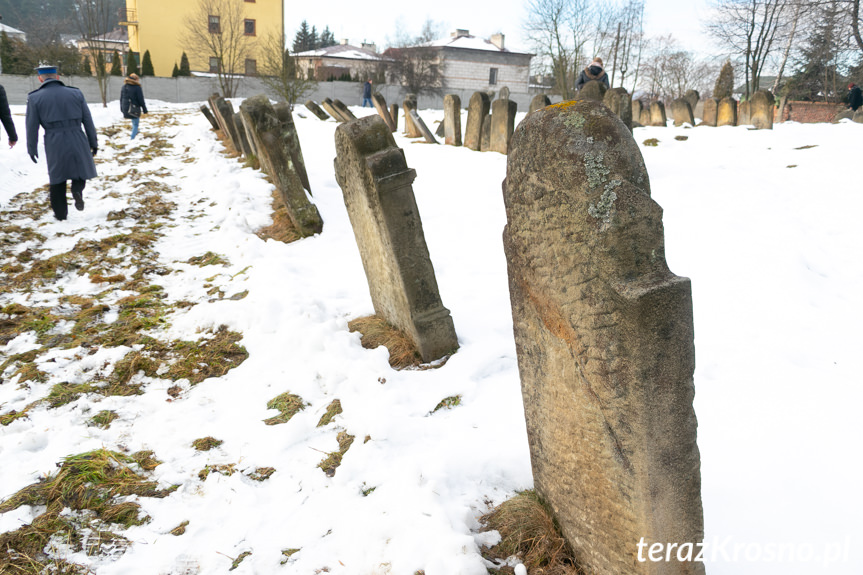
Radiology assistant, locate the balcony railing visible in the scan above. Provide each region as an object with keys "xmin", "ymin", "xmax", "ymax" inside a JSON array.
[{"xmin": 118, "ymin": 9, "xmax": 137, "ymax": 24}]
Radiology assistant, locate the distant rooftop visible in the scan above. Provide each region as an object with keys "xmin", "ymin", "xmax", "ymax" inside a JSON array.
[
  {"xmin": 0, "ymin": 22, "xmax": 26, "ymax": 38},
  {"xmin": 423, "ymin": 30, "xmax": 532, "ymax": 55},
  {"xmin": 294, "ymin": 43, "xmax": 388, "ymax": 62}
]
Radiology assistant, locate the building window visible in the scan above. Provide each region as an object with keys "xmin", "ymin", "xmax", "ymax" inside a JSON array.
[
  {"xmin": 209, "ymin": 57, "xmax": 221, "ymax": 73},
  {"xmin": 208, "ymin": 15, "xmax": 220, "ymax": 34},
  {"xmin": 245, "ymin": 58, "xmax": 257, "ymax": 76},
  {"xmin": 244, "ymin": 19, "xmax": 256, "ymax": 36},
  {"xmin": 105, "ymin": 52, "xmax": 113, "ymax": 63},
  {"xmin": 489, "ymin": 67, "xmax": 498, "ymax": 85}
]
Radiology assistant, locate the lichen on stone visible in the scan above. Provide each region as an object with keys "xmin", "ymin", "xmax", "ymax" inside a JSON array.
[
  {"xmin": 562, "ymin": 113, "xmax": 586, "ymax": 131},
  {"xmin": 588, "ymin": 180, "xmax": 621, "ymax": 222},
  {"xmin": 584, "ymin": 151, "xmax": 610, "ymax": 190}
]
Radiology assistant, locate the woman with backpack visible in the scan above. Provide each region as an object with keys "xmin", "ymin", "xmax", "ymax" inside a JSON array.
[
  {"xmin": 575, "ymin": 57, "xmax": 610, "ymax": 91},
  {"xmin": 120, "ymin": 73, "xmax": 148, "ymax": 140}
]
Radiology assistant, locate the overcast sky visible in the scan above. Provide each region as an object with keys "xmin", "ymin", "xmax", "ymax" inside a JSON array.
[{"xmin": 285, "ymin": 0, "xmax": 715, "ymax": 57}]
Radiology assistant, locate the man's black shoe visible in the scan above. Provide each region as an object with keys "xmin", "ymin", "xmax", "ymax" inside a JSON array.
[{"xmin": 72, "ymin": 189, "xmax": 84, "ymax": 211}]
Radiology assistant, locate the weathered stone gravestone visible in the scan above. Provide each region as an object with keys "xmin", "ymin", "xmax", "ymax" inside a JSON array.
[
  {"xmin": 465, "ymin": 92, "xmax": 491, "ymax": 151},
  {"xmin": 650, "ymin": 100, "xmax": 667, "ymax": 126},
  {"xmin": 603, "ymin": 87, "xmax": 632, "ymax": 131},
  {"xmin": 321, "ymin": 98, "xmax": 345, "ymax": 123},
  {"xmin": 233, "ymin": 114, "xmax": 253, "ymax": 158},
  {"xmin": 389, "ymin": 104, "xmax": 399, "ymax": 131},
  {"xmin": 480, "ymin": 114, "xmax": 492, "ymax": 152},
  {"xmin": 443, "ymin": 94, "xmax": 462, "ymax": 146},
  {"xmin": 639, "ymin": 107, "xmax": 652, "ymax": 126},
  {"xmin": 434, "ymin": 120, "xmax": 446, "ymax": 138},
  {"xmin": 200, "ymin": 105, "xmax": 220, "ymax": 130},
  {"xmin": 702, "ymin": 98, "xmax": 719, "ymax": 126},
  {"xmin": 717, "ymin": 97, "xmax": 737, "ymax": 126},
  {"xmin": 305, "ymin": 100, "xmax": 330, "ymax": 121},
  {"xmin": 239, "ymin": 95, "xmax": 322, "ymax": 237},
  {"xmin": 632, "ymin": 100, "xmax": 643, "ymax": 126},
  {"xmin": 503, "ymin": 99, "xmax": 705, "ymax": 575},
  {"xmin": 854, "ymin": 109, "xmax": 863, "ymax": 123},
  {"xmin": 529, "ymin": 94, "xmax": 551, "ymax": 114},
  {"xmin": 490, "ymin": 98, "xmax": 517, "ymax": 154},
  {"xmin": 210, "ymin": 95, "xmax": 242, "ymax": 151},
  {"xmin": 750, "ymin": 90, "xmax": 775, "ymax": 129},
  {"xmin": 371, "ymin": 93, "xmax": 396, "ymax": 132},
  {"xmin": 499, "ymin": 86, "xmax": 510, "ymax": 100},
  {"xmin": 579, "ymin": 80, "xmax": 607, "ymax": 101},
  {"xmin": 738, "ymin": 101, "xmax": 751, "ymax": 125},
  {"xmin": 671, "ymin": 98, "xmax": 695, "ymax": 126},
  {"xmin": 403, "ymin": 94, "xmax": 421, "ymax": 138},
  {"xmin": 684, "ymin": 89, "xmax": 700, "ymax": 114},
  {"xmin": 273, "ymin": 102, "xmax": 312, "ymax": 193},
  {"xmin": 407, "ymin": 109, "xmax": 439, "ymax": 144},
  {"xmin": 332, "ymin": 99, "xmax": 357, "ymax": 122},
  {"xmin": 333, "ymin": 115, "xmax": 458, "ymax": 362}
]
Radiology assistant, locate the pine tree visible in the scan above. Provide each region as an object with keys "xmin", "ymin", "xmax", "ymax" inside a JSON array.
[
  {"xmin": 179, "ymin": 52, "xmax": 191, "ymax": 76},
  {"xmin": 110, "ymin": 50, "xmax": 122, "ymax": 75},
  {"xmin": 82, "ymin": 56, "xmax": 92, "ymax": 76},
  {"xmin": 0, "ymin": 32, "xmax": 14, "ymax": 74},
  {"xmin": 141, "ymin": 50, "xmax": 155, "ymax": 76},
  {"xmin": 172, "ymin": 62, "xmax": 179, "ymax": 77},
  {"xmin": 126, "ymin": 51, "xmax": 139, "ymax": 76},
  {"xmin": 292, "ymin": 20, "xmax": 312, "ymax": 52},
  {"xmin": 319, "ymin": 26, "xmax": 336, "ymax": 48},
  {"xmin": 714, "ymin": 60, "xmax": 734, "ymax": 99}
]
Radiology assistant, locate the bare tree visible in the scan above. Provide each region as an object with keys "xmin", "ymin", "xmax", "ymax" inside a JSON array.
[
  {"xmin": 383, "ymin": 18, "xmax": 444, "ymax": 96},
  {"xmin": 73, "ymin": 0, "xmax": 115, "ymax": 106},
  {"xmin": 640, "ymin": 34, "xmax": 716, "ymax": 100},
  {"xmin": 851, "ymin": 0, "xmax": 863, "ymax": 53},
  {"xmin": 609, "ymin": 0, "xmax": 645, "ymax": 90},
  {"xmin": 183, "ymin": 0, "xmax": 255, "ymax": 98},
  {"xmin": 258, "ymin": 31, "xmax": 317, "ymax": 110}
]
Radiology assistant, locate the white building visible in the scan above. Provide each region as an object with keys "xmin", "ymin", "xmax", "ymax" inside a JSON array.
[
  {"xmin": 0, "ymin": 22, "xmax": 27, "ymax": 42},
  {"xmin": 294, "ymin": 41, "xmax": 390, "ymax": 82}
]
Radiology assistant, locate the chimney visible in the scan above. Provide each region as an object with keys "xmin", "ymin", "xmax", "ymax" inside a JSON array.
[
  {"xmin": 361, "ymin": 42, "xmax": 377, "ymax": 53},
  {"xmin": 452, "ymin": 29, "xmax": 470, "ymax": 38},
  {"xmin": 341, "ymin": 38, "xmax": 349, "ymax": 45},
  {"xmin": 490, "ymin": 33, "xmax": 505, "ymax": 50}
]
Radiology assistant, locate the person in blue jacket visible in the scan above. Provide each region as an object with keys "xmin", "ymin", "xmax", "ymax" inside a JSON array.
[
  {"xmin": 26, "ymin": 64, "xmax": 98, "ymax": 221},
  {"xmin": 362, "ymin": 79, "xmax": 373, "ymax": 107},
  {"xmin": 120, "ymin": 73, "xmax": 148, "ymax": 139}
]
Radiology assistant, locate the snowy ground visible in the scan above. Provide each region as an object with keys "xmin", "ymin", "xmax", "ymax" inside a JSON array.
[{"xmin": 0, "ymin": 99, "xmax": 861, "ymax": 575}]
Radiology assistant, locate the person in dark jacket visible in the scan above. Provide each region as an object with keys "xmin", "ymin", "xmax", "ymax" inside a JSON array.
[
  {"xmin": 120, "ymin": 73, "xmax": 148, "ymax": 139},
  {"xmin": 848, "ymin": 83, "xmax": 863, "ymax": 112},
  {"xmin": 362, "ymin": 79, "xmax": 372, "ymax": 107},
  {"xmin": 0, "ymin": 84, "xmax": 18, "ymax": 149},
  {"xmin": 575, "ymin": 57, "xmax": 610, "ymax": 91},
  {"xmin": 26, "ymin": 64, "xmax": 98, "ymax": 221}
]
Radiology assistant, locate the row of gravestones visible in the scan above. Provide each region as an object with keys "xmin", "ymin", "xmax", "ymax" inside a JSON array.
[{"xmin": 205, "ymin": 93, "xmax": 705, "ymax": 575}]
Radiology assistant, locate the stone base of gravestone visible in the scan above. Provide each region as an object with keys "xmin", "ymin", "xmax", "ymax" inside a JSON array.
[
  {"xmin": 750, "ymin": 90, "xmax": 775, "ymax": 129},
  {"xmin": 444, "ymin": 94, "xmax": 462, "ymax": 146},
  {"xmin": 671, "ymin": 98, "xmax": 695, "ymax": 126},
  {"xmin": 529, "ymin": 94, "xmax": 551, "ymax": 114},
  {"xmin": 650, "ymin": 101, "xmax": 667, "ymax": 126},
  {"xmin": 702, "ymin": 98, "xmax": 719, "ymax": 126},
  {"xmin": 239, "ymin": 95, "xmax": 322, "ymax": 237},
  {"xmin": 305, "ymin": 100, "xmax": 330, "ymax": 121},
  {"xmin": 578, "ymin": 80, "xmax": 607, "ymax": 101},
  {"xmin": 333, "ymin": 115, "xmax": 458, "ymax": 362},
  {"xmin": 718, "ymin": 97, "xmax": 737, "ymax": 126},
  {"xmin": 465, "ymin": 92, "xmax": 491, "ymax": 151},
  {"xmin": 372, "ymin": 93, "xmax": 396, "ymax": 131},
  {"xmin": 490, "ymin": 99, "xmax": 517, "ymax": 154},
  {"xmin": 200, "ymin": 105, "xmax": 219, "ymax": 130},
  {"xmin": 503, "ymin": 99, "xmax": 705, "ymax": 575}
]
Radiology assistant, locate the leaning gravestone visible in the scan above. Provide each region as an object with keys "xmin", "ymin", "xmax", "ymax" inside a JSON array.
[
  {"xmin": 750, "ymin": 90, "xmax": 775, "ymax": 129},
  {"xmin": 273, "ymin": 102, "xmax": 312, "ymax": 193},
  {"xmin": 444, "ymin": 94, "xmax": 462, "ymax": 146},
  {"xmin": 372, "ymin": 93, "xmax": 396, "ymax": 132},
  {"xmin": 684, "ymin": 89, "xmax": 700, "ymax": 114},
  {"xmin": 717, "ymin": 97, "xmax": 737, "ymax": 126},
  {"xmin": 389, "ymin": 104, "xmax": 399, "ymax": 131},
  {"xmin": 239, "ymin": 95, "xmax": 322, "ymax": 237},
  {"xmin": 650, "ymin": 100, "xmax": 667, "ymax": 126},
  {"xmin": 334, "ymin": 115, "xmax": 458, "ymax": 362},
  {"xmin": 490, "ymin": 98, "xmax": 517, "ymax": 154},
  {"xmin": 407, "ymin": 108, "xmax": 439, "ymax": 144},
  {"xmin": 503, "ymin": 99, "xmax": 705, "ymax": 575},
  {"xmin": 465, "ymin": 92, "xmax": 491, "ymax": 151},
  {"xmin": 233, "ymin": 114, "xmax": 254, "ymax": 158},
  {"xmin": 332, "ymin": 99, "xmax": 357, "ymax": 122},
  {"xmin": 200, "ymin": 105, "xmax": 220, "ymax": 130},
  {"xmin": 403, "ymin": 94, "xmax": 421, "ymax": 138},
  {"xmin": 579, "ymin": 80, "xmax": 607, "ymax": 101},
  {"xmin": 671, "ymin": 98, "xmax": 695, "ymax": 126},
  {"xmin": 603, "ymin": 87, "xmax": 632, "ymax": 131},
  {"xmin": 702, "ymin": 98, "xmax": 719, "ymax": 126},
  {"xmin": 305, "ymin": 100, "xmax": 331, "ymax": 121},
  {"xmin": 213, "ymin": 97, "xmax": 242, "ymax": 151},
  {"xmin": 529, "ymin": 94, "xmax": 551, "ymax": 114},
  {"xmin": 321, "ymin": 98, "xmax": 345, "ymax": 123},
  {"xmin": 435, "ymin": 120, "xmax": 446, "ymax": 138}
]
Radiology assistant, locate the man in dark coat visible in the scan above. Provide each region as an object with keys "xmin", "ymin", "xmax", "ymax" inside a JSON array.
[
  {"xmin": 848, "ymin": 83, "xmax": 863, "ymax": 112},
  {"xmin": 0, "ymin": 84, "xmax": 18, "ymax": 149},
  {"xmin": 575, "ymin": 57, "xmax": 610, "ymax": 91},
  {"xmin": 26, "ymin": 64, "xmax": 98, "ymax": 220},
  {"xmin": 362, "ymin": 79, "xmax": 372, "ymax": 107}
]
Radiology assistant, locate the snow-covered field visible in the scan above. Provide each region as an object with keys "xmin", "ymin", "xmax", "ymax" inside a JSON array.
[{"xmin": 0, "ymin": 98, "xmax": 861, "ymax": 575}]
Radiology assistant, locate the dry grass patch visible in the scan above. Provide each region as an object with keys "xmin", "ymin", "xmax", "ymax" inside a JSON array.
[
  {"xmin": 192, "ymin": 436, "xmax": 223, "ymax": 451},
  {"xmin": 88, "ymin": 410, "xmax": 119, "ymax": 429},
  {"xmin": 317, "ymin": 431, "xmax": 355, "ymax": 477},
  {"xmin": 264, "ymin": 392, "xmax": 307, "ymax": 425},
  {"xmin": 317, "ymin": 399, "xmax": 342, "ymax": 427},
  {"xmin": 348, "ymin": 315, "xmax": 422, "ymax": 369},
  {"xmin": 480, "ymin": 490, "xmax": 584, "ymax": 575},
  {"xmin": 642, "ymin": 138, "xmax": 659, "ymax": 146},
  {"xmin": 187, "ymin": 252, "xmax": 230, "ymax": 267},
  {"xmin": 256, "ymin": 190, "xmax": 303, "ymax": 243}
]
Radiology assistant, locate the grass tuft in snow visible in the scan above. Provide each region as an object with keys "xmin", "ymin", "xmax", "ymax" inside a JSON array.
[
  {"xmin": 264, "ymin": 392, "xmax": 307, "ymax": 425},
  {"xmin": 642, "ymin": 138, "xmax": 659, "ymax": 146},
  {"xmin": 432, "ymin": 395, "xmax": 462, "ymax": 413},
  {"xmin": 186, "ymin": 251, "xmax": 230, "ymax": 267},
  {"xmin": 348, "ymin": 315, "xmax": 422, "ymax": 369},
  {"xmin": 256, "ymin": 190, "xmax": 303, "ymax": 244},
  {"xmin": 248, "ymin": 467, "xmax": 276, "ymax": 482},
  {"xmin": 229, "ymin": 551, "xmax": 252, "ymax": 571},
  {"xmin": 480, "ymin": 490, "xmax": 583, "ymax": 575},
  {"xmin": 317, "ymin": 431, "xmax": 355, "ymax": 477},
  {"xmin": 170, "ymin": 521, "xmax": 190, "ymax": 536},
  {"xmin": 88, "ymin": 410, "xmax": 119, "ymax": 429},
  {"xmin": 317, "ymin": 399, "xmax": 343, "ymax": 427},
  {"xmin": 191, "ymin": 437, "xmax": 223, "ymax": 451}
]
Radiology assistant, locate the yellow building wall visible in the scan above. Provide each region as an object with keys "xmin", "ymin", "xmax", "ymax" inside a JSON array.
[{"xmin": 125, "ymin": 0, "xmax": 283, "ymax": 78}]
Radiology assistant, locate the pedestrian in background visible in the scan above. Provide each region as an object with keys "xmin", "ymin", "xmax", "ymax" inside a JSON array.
[
  {"xmin": 575, "ymin": 57, "xmax": 610, "ymax": 91},
  {"xmin": 25, "ymin": 64, "xmax": 98, "ymax": 221},
  {"xmin": 120, "ymin": 73, "xmax": 148, "ymax": 139},
  {"xmin": 362, "ymin": 79, "xmax": 373, "ymax": 107},
  {"xmin": 848, "ymin": 82, "xmax": 862, "ymax": 112},
  {"xmin": 0, "ymin": 84, "xmax": 18, "ymax": 149}
]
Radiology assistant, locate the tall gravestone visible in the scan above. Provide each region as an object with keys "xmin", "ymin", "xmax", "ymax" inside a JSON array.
[
  {"xmin": 403, "ymin": 94, "xmax": 421, "ymax": 138},
  {"xmin": 480, "ymin": 114, "xmax": 492, "ymax": 152},
  {"xmin": 503, "ymin": 99, "xmax": 705, "ymax": 575},
  {"xmin": 603, "ymin": 88, "xmax": 632, "ymax": 132},
  {"xmin": 305, "ymin": 100, "xmax": 330, "ymax": 121},
  {"xmin": 465, "ymin": 92, "xmax": 491, "ymax": 151},
  {"xmin": 239, "ymin": 95, "xmax": 322, "ymax": 237},
  {"xmin": 389, "ymin": 104, "xmax": 399, "ymax": 131},
  {"xmin": 650, "ymin": 101, "xmax": 667, "ymax": 126},
  {"xmin": 490, "ymin": 98, "xmax": 517, "ymax": 154},
  {"xmin": 233, "ymin": 114, "xmax": 254, "ymax": 158},
  {"xmin": 671, "ymin": 98, "xmax": 695, "ymax": 126},
  {"xmin": 372, "ymin": 93, "xmax": 396, "ymax": 132},
  {"xmin": 702, "ymin": 98, "xmax": 719, "ymax": 126},
  {"xmin": 717, "ymin": 97, "xmax": 737, "ymax": 126},
  {"xmin": 333, "ymin": 115, "xmax": 458, "ymax": 362},
  {"xmin": 738, "ymin": 101, "xmax": 751, "ymax": 125},
  {"xmin": 443, "ymin": 94, "xmax": 462, "ymax": 146},
  {"xmin": 639, "ymin": 107, "xmax": 651, "ymax": 126},
  {"xmin": 750, "ymin": 90, "xmax": 775, "ymax": 129},
  {"xmin": 684, "ymin": 89, "xmax": 700, "ymax": 114},
  {"xmin": 273, "ymin": 102, "xmax": 312, "ymax": 193},
  {"xmin": 529, "ymin": 94, "xmax": 551, "ymax": 114},
  {"xmin": 579, "ymin": 80, "xmax": 607, "ymax": 101},
  {"xmin": 632, "ymin": 100, "xmax": 643, "ymax": 126}
]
